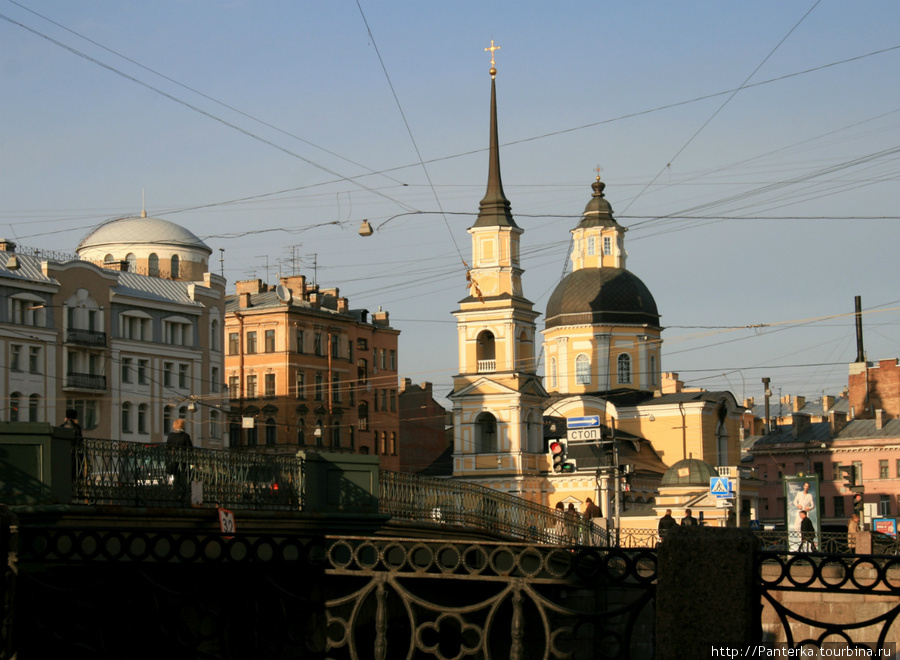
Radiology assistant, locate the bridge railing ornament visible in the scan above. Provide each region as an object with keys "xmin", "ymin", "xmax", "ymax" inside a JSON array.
[
  {"xmin": 73, "ymin": 439, "xmax": 303, "ymax": 511},
  {"xmin": 379, "ymin": 470, "xmax": 610, "ymax": 546}
]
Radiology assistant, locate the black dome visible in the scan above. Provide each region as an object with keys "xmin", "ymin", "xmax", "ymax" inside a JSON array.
[{"xmin": 545, "ymin": 268, "xmax": 660, "ymax": 329}]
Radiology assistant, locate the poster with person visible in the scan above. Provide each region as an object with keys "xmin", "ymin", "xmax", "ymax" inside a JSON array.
[{"xmin": 784, "ymin": 476, "xmax": 820, "ymax": 551}]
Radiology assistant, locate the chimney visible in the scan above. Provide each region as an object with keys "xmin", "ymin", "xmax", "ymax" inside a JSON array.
[
  {"xmin": 793, "ymin": 395, "xmax": 805, "ymax": 413},
  {"xmin": 0, "ymin": 239, "xmax": 17, "ymax": 252},
  {"xmin": 743, "ymin": 397, "xmax": 755, "ymax": 409},
  {"xmin": 792, "ymin": 413, "xmax": 811, "ymax": 439},
  {"xmin": 236, "ymin": 279, "xmax": 265, "ymax": 295},
  {"xmin": 373, "ymin": 310, "xmax": 390, "ymax": 326},
  {"xmin": 830, "ymin": 411, "xmax": 848, "ymax": 435},
  {"xmin": 239, "ymin": 292, "xmax": 252, "ymax": 308},
  {"xmin": 822, "ymin": 395, "xmax": 835, "ymax": 413},
  {"xmin": 875, "ymin": 409, "xmax": 884, "ymax": 430}
]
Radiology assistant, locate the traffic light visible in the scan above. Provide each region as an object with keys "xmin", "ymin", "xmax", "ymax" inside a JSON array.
[
  {"xmin": 853, "ymin": 494, "xmax": 864, "ymax": 516},
  {"xmin": 621, "ymin": 464, "xmax": 634, "ymax": 491},
  {"xmin": 840, "ymin": 465, "xmax": 865, "ymax": 494},
  {"xmin": 549, "ymin": 441, "xmax": 576, "ymax": 474}
]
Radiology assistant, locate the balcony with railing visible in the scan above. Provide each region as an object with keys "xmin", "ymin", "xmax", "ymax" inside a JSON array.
[
  {"xmin": 66, "ymin": 328, "xmax": 107, "ymax": 347},
  {"xmin": 477, "ymin": 359, "xmax": 496, "ymax": 373},
  {"xmin": 65, "ymin": 372, "xmax": 107, "ymax": 390}
]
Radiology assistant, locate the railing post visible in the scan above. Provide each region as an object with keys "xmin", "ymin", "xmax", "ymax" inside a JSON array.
[{"xmin": 656, "ymin": 526, "xmax": 760, "ymax": 658}]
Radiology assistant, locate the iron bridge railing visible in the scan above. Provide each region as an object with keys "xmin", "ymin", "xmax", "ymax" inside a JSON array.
[
  {"xmin": 74, "ymin": 439, "xmax": 303, "ymax": 511},
  {"xmin": 379, "ymin": 470, "xmax": 610, "ymax": 546}
]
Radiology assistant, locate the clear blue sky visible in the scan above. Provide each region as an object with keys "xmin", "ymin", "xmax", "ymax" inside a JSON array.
[{"xmin": 2, "ymin": 1, "xmax": 898, "ymax": 406}]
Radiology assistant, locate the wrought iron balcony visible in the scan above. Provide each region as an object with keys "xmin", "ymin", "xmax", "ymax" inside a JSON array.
[
  {"xmin": 66, "ymin": 328, "xmax": 107, "ymax": 347},
  {"xmin": 65, "ymin": 372, "xmax": 107, "ymax": 390}
]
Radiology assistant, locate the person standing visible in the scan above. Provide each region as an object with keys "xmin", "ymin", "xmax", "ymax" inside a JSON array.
[
  {"xmin": 61, "ymin": 408, "xmax": 85, "ymax": 480},
  {"xmin": 166, "ymin": 419, "xmax": 193, "ymax": 504},
  {"xmin": 847, "ymin": 513, "xmax": 860, "ymax": 553},
  {"xmin": 658, "ymin": 509, "xmax": 677, "ymax": 541},
  {"xmin": 681, "ymin": 508, "xmax": 699, "ymax": 526},
  {"xmin": 799, "ymin": 510, "xmax": 816, "ymax": 552}
]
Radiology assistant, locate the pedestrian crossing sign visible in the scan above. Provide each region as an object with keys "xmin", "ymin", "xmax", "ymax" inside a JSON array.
[{"xmin": 710, "ymin": 477, "xmax": 731, "ymax": 496}]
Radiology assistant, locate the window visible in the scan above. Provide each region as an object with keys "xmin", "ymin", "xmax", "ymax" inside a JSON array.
[
  {"xmin": 603, "ymin": 236, "xmax": 612, "ymax": 255},
  {"xmin": 170, "ymin": 254, "xmax": 180, "ymax": 279},
  {"xmin": 209, "ymin": 411, "xmax": 220, "ymax": 439},
  {"xmin": 138, "ymin": 359, "xmax": 149, "ymax": 385},
  {"xmin": 833, "ymin": 462, "xmax": 842, "ymax": 480},
  {"xmin": 878, "ymin": 495, "xmax": 891, "ymax": 516},
  {"xmin": 121, "ymin": 357, "xmax": 133, "ymax": 383},
  {"xmin": 126, "ymin": 253, "xmax": 136, "ymax": 271},
  {"xmin": 246, "ymin": 331, "xmax": 257, "ymax": 354},
  {"xmin": 265, "ymin": 373, "xmax": 276, "ymax": 397},
  {"xmin": 347, "ymin": 339, "xmax": 353, "ymax": 362},
  {"xmin": 853, "ymin": 461, "xmax": 863, "ymax": 483},
  {"xmin": 380, "ymin": 389, "xmax": 387, "ymax": 412},
  {"xmin": 27, "ymin": 346, "xmax": 40, "ymax": 374},
  {"xmin": 211, "ymin": 367, "xmax": 220, "ymax": 393},
  {"xmin": 358, "ymin": 359, "xmax": 368, "ymax": 385},
  {"xmin": 246, "ymin": 375, "xmax": 258, "ymax": 398},
  {"xmin": 210, "ymin": 320, "xmax": 220, "ymax": 351},
  {"xmin": 813, "ymin": 462, "xmax": 824, "ymax": 479},
  {"xmin": 122, "ymin": 402, "xmax": 132, "ymax": 433},
  {"xmin": 228, "ymin": 376, "xmax": 239, "ymax": 396},
  {"xmin": 390, "ymin": 389, "xmax": 396, "ymax": 412},
  {"xmin": 332, "ymin": 373, "xmax": 341, "ymax": 403},
  {"xmin": 897, "ymin": 459, "xmax": 900, "ymax": 479},
  {"xmin": 575, "ymin": 354, "xmax": 590, "ymax": 385},
  {"xmin": 587, "ymin": 236, "xmax": 596, "ymax": 256},
  {"xmin": 10, "ymin": 295, "xmax": 45, "ymax": 327},
  {"xmin": 148, "ymin": 253, "xmax": 159, "ymax": 276},
  {"xmin": 163, "ymin": 362, "xmax": 174, "ymax": 387},
  {"xmin": 66, "ymin": 399, "xmax": 98, "ymax": 431},
  {"xmin": 138, "ymin": 404, "xmax": 148, "ymax": 434},
  {"xmin": 380, "ymin": 432, "xmax": 387, "ymax": 455},
  {"xmin": 178, "ymin": 364, "xmax": 189, "ymax": 389},
  {"xmin": 389, "ymin": 350, "xmax": 396, "ymax": 370},
  {"xmin": 10, "ymin": 345, "xmax": 21, "ymax": 372},
  {"xmin": 314, "ymin": 332, "xmax": 323, "ymax": 356},
  {"xmin": 833, "ymin": 496, "xmax": 845, "ymax": 518},
  {"xmin": 121, "ymin": 312, "xmax": 151, "ymax": 341},
  {"xmin": 296, "ymin": 329, "xmax": 305, "ymax": 353},
  {"xmin": 164, "ymin": 406, "xmax": 173, "ymax": 434},
  {"xmin": 358, "ymin": 402, "xmax": 369, "ymax": 431},
  {"xmin": 879, "ymin": 460, "xmax": 889, "ymax": 479},
  {"xmin": 333, "ymin": 426, "xmax": 341, "ymax": 449},
  {"xmin": 650, "ymin": 354, "xmax": 658, "ymax": 386},
  {"xmin": 265, "ymin": 418, "xmax": 277, "ymax": 445},
  {"xmin": 296, "ymin": 371, "xmax": 306, "ymax": 398},
  {"xmin": 314, "ymin": 373, "xmax": 324, "ymax": 401},
  {"xmin": 617, "ymin": 354, "xmax": 632, "ymax": 384},
  {"xmin": 229, "ymin": 333, "xmax": 239, "ymax": 355},
  {"xmin": 28, "ymin": 394, "xmax": 40, "ymax": 422},
  {"xmin": 390, "ymin": 432, "xmax": 397, "ymax": 455},
  {"xmin": 315, "ymin": 422, "xmax": 324, "ymax": 447},
  {"xmin": 246, "ymin": 424, "xmax": 258, "ymax": 446},
  {"xmin": 164, "ymin": 318, "xmax": 192, "ymax": 346},
  {"xmin": 380, "ymin": 349, "xmax": 387, "ymax": 370},
  {"xmin": 265, "ymin": 329, "xmax": 275, "ymax": 353},
  {"xmin": 331, "ymin": 334, "xmax": 339, "ymax": 358}
]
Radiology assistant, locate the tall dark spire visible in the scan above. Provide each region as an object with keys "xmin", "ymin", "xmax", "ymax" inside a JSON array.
[{"xmin": 472, "ymin": 50, "xmax": 517, "ymax": 229}]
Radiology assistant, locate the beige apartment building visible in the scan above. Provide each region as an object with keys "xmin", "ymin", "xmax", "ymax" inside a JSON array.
[
  {"xmin": 224, "ymin": 276, "xmax": 401, "ymax": 467},
  {"xmin": 0, "ymin": 213, "xmax": 226, "ymax": 447}
]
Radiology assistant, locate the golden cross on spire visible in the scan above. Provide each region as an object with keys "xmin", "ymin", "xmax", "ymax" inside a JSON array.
[
  {"xmin": 485, "ymin": 40, "xmax": 500, "ymax": 77},
  {"xmin": 594, "ymin": 165, "xmax": 604, "ymax": 181}
]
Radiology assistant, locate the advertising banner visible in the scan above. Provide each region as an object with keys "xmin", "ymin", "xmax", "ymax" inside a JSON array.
[{"xmin": 784, "ymin": 475, "xmax": 820, "ymax": 551}]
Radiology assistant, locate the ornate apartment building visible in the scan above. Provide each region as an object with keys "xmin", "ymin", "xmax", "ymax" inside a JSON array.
[{"xmin": 224, "ymin": 276, "xmax": 401, "ymax": 467}]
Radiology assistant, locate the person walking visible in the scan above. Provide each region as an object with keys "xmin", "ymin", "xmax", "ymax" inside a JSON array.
[
  {"xmin": 61, "ymin": 408, "xmax": 85, "ymax": 480},
  {"xmin": 798, "ymin": 510, "xmax": 817, "ymax": 552},
  {"xmin": 166, "ymin": 419, "xmax": 194, "ymax": 504}
]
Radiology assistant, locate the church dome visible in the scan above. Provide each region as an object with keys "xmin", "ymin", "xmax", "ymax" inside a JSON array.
[
  {"xmin": 544, "ymin": 267, "xmax": 660, "ymax": 329},
  {"xmin": 660, "ymin": 458, "xmax": 719, "ymax": 488},
  {"xmin": 575, "ymin": 178, "xmax": 621, "ymax": 229},
  {"xmin": 77, "ymin": 215, "xmax": 211, "ymax": 255}
]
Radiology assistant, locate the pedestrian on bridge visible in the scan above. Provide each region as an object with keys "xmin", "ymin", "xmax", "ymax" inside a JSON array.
[
  {"xmin": 681, "ymin": 508, "xmax": 698, "ymax": 526},
  {"xmin": 166, "ymin": 419, "xmax": 193, "ymax": 504},
  {"xmin": 658, "ymin": 509, "xmax": 676, "ymax": 543},
  {"xmin": 847, "ymin": 513, "xmax": 860, "ymax": 553}
]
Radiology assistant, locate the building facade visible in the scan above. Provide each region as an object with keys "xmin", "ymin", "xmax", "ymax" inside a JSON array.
[
  {"xmin": 224, "ymin": 276, "xmax": 401, "ymax": 466},
  {"xmin": 1, "ymin": 218, "xmax": 226, "ymax": 448}
]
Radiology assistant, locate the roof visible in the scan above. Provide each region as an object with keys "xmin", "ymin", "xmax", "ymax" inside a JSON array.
[
  {"xmin": 660, "ymin": 458, "xmax": 719, "ymax": 487},
  {"xmin": 835, "ymin": 418, "xmax": 900, "ymax": 439},
  {"xmin": 641, "ymin": 391, "xmax": 737, "ymax": 407},
  {"xmin": 544, "ymin": 267, "xmax": 659, "ymax": 329},
  {"xmin": 115, "ymin": 271, "xmax": 205, "ymax": 307},
  {"xmin": 77, "ymin": 216, "xmax": 211, "ymax": 254},
  {"xmin": 574, "ymin": 179, "xmax": 622, "ymax": 230},
  {"xmin": 0, "ymin": 251, "xmax": 55, "ymax": 284}
]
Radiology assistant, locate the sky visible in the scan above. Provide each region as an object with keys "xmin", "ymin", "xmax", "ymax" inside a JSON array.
[{"xmin": 2, "ymin": 1, "xmax": 899, "ymax": 408}]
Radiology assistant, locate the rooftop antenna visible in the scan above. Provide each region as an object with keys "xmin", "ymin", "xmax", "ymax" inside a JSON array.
[{"xmin": 254, "ymin": 254, "xmax": 271, "ymax": 285}]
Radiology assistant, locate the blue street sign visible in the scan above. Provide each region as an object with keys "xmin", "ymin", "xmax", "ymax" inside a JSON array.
[
  {"xmin": 710, "ymin": 477, "xmax": 731, "ymax": 496},
  {"xmin": 567, "ymin": 415, "xmax": 601, "ymax": 429}
]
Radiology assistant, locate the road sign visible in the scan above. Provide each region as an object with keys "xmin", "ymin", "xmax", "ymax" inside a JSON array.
[
  {"xmin": 567, "ymin": 416, "xmax": 600, "ymax": 429},
  {"xmin": 710, "ymin": 477, "xmax": 731, "ymax": 496},
  {"xmin": 567, "ymin": 428, "xmax": 603, "ymax": 442}
]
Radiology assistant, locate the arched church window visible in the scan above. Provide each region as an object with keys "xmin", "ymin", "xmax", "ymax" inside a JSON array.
[
  {"xmin": 475, "ymin": 412, "xmax": 498, "ymax": 453},
  {"xmin": 171, "ymin": 254, "xmax": 180, "ymax": 279},
  {"xmin": 126, "ymin": 253, "xmax": 136, "ymax": 271},
  {"xmin": 476, "ymin": 331, "xmax": 496, "ymax": 373},
  {"xmin": 617, "ymin": 354, "xmax": 632, "ymax": 384},
  {"xmin": 575, "ymin": 354, "xmax": 591, "ymax": 385},
  {"xmin": 148, "ymin": 253, "xmax": 159, "ymax": 277}
]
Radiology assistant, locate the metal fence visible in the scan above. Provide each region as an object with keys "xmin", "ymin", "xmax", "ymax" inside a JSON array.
[
  {"xmin": 73, "ymin": 439, "xmax": 303, "ymax": 511},
  {"xmin": 379, "ymin": 470, "xmax": 610, "ymax": 546}
]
